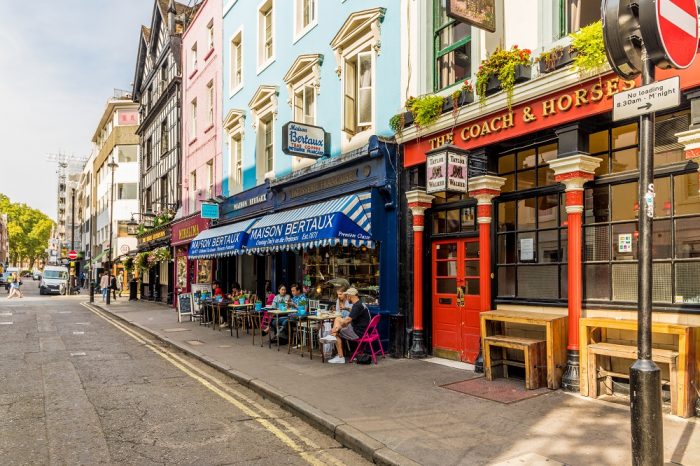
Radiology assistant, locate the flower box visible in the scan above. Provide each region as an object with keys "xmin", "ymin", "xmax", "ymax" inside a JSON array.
[
  {"xmin": 538, "ymin": 47, "xmax": 577, "ymax": 74},
  {"xmin": 442, "ymin": 89, "xmax": 475, "ymax": 112},
  {"xmin": 485, "ymin": 64, "xmax": 532, "ymax": 95}
]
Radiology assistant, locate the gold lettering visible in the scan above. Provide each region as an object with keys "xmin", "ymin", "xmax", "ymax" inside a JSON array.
[
  {"xmin": 460, "ymin": 126, "xmax": 471, "ymax": 141},
  {"xmin": 490, "ymin": 116, "xmax": 502, "ymax": 132},
  {"xmin": 590, "ymin": 83, "xmax": 604, "ymax": 102},
  {"xmin": 620, "ymin": 79, "xmax": 636, "ymax": 91},
  {"xmin": 574, "ymin": 88, "xmax": 588, "ymax": 107},
  {"xmin": 542, "ymin": 99, "xmax": 556, "ymax": 117},
  {"xmin": 605, "ymin": 77, "xmax": 619, "ymax": 97},
  {"xmin": 502, "ymin": 112, "xmax": 514, "ymax": 128},
  {"xmin": 557, "ymin": 94, "xmax": 573, "ymax": 112},
  {"xmin": 469, "ymin": 124, "xmax": 481, "ymax": 139},
  {"xmin": 522, "ymin": 106, "xmax": 536, "ymax": 123},
  {"xmin": 480, "ymin": 121, "xmax": 491, "ymax": 135}
]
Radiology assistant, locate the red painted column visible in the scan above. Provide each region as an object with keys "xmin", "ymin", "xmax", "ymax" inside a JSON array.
[
  {"xmin": 549, "ymin": 156, "xmax": 601, "ymax": 391},
  {"xmin": 406, "ymin": 190, "xmax": 434, "ymax": 358}
]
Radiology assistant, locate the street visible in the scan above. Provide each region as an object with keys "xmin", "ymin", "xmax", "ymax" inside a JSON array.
[{"xmin": 0, "ymin": 283, "xmax": 368, "ymax": 465}]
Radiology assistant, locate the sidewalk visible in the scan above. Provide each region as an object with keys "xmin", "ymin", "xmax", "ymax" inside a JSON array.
[{"xmin": 93, "ymin": 298, "xmax": 700, "ymax": 466}]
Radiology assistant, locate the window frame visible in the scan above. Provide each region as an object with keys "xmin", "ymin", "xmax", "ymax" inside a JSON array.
[
  {"xmin": 230, "ymin": 131, "xmax": 243, "ymax": 195},
  {"xmin": 342, "ymin": 49, "xmax": 374, "ymax": 135},
  {"xmin": 294, "ymin": 85, "xmax": 316, "ymax": 125},
  {"xmin": 257, "ymin": 0, "xmax": 275, "ymax": 73},
  {"xmin": 190, "ymin": 98, "xmax": 197, "ymax": 140},
  {"xmin": 207, "ymin": 81, "xmax": 215, "ymax": 127},
  {"xmin": 206, "ymin": 19, "xmax": 215, "ymax": 53},
  {"xmin": 230, "ymin": 28, "xmax": 244, "ymax": 95},
  {"xmin": 293, "ymin": 0, "xmax": 318, "ymax": 42},
  {"xmin": 433, "ymin": 0, "xmax": 472, "ymax": 92},
  {"xmin": 189, "ymin": 171, "xmax": 197, "ymax": 212},
  {"xmin": 190, "ymin": 42, "xmax": 198, "ymax": 75},
  {"xmin": 262, "ymin": 114, "xmax": 274, "ymax": 175}
]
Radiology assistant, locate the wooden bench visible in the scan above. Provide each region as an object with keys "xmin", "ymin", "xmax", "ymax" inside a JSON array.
[
  {"xmin": 580, "ymin": 317, "xmax": 697, "ymax": 418},
  {"xmin": 484, "ymin": 335, "xmax": 547, "ymax": 389},
  {"xmin": 587, "ymin": 342, "xmax": 678, "ymax": 406},
  {"xmin": 481, "ymin": 310, "xmax": 568, "ymax": 389}
]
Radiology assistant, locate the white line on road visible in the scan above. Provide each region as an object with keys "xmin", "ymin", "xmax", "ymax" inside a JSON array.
[
  {"xmin": 0, "ymin": 322, "xmax": 13, "ymax": 325},
  {"xmin": 0, "ymin": 312, "xmax": 12, "ymax": 316},
  {"xmin": 72, "ymin": 331, "xmax": 85, "ymax": 335},
  {"xmin": 70, "ymin": 352, "xmax": 86, "ymax": 356},
  {"xmin": 58, "ymin": 311, "xmax": 72, "ymax": 314}
]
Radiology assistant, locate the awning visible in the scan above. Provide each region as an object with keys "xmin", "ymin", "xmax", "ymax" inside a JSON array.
[
  {"xmin": 90, "ymin": 249, "xmax": 110, "ymax": 265},
  {"xmin": 246, "ymin": 193, "xmax": 374, "ymax": 253},
  {"xmin": 188, "ymin": 218, "xmax": 259, "ymax": 259}
]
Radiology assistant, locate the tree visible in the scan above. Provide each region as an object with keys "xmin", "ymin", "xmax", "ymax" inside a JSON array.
[{"xmin": 0, "ymin": 193, "xmax": 54, "ymax": 268}]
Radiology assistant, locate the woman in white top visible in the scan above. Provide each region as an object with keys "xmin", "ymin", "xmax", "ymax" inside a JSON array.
[{"xmin": 335, "ymin": 285, "xmax": 352, "ymax": 317}]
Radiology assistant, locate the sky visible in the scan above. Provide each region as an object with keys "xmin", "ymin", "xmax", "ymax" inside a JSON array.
[{"xmin": 0, "ymin": 0, "xmax": 154, "ymax": 219}]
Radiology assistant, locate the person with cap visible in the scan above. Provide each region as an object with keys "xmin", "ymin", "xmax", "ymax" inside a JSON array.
[{"xmin": 321, "ymin": 287, "xmax": 371, "ymax": 364}]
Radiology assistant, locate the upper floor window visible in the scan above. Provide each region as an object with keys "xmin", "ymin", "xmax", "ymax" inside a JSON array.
[
  {"xmin": 262, "ymin": 115, "xmax": 274, "ymax": 175},
  {"xmin": 117, "ymin": 183, "xmax": 137, "ymax": 200},
  {"xmin": 160, "ymin": 120, "xmax": 169, "ymax": 155},
  {"xmin": 224, "ymin": 109, "xmax": 245, "ymax": 194},
  {"xmin": 207, "ymin": 20, "xmax": 214, "ymax": 52},
  {"xmin": 294, "ymin": 0, "xmax": 317, "ymax": 40},
  {"xmin": 230, "ymin": 30, "xmax": 243, "ymax": 93},
  {"xmin": 189, "ymin": 171, "xmax": 197, "ymax": 212},
  {"xmin": 258, "ymin": 0, "xmax": 274, "ymax": 69},
  {"xmin": 294, "ymin": 86, "xmax": 315, "ymax": 125},
  {"xmin": 190, "ymin": 43, "xmax": 198, "ymax": 74},
  {"xmin": 145, "ymin": 137, "xmax": 153, "ymax": 168},
  {"xmin": 434, "ymin": 0, "xmax": 471, "ymax": 91},
  {"xmin": 558, "ymin": 0, "xmax": 601, "ymax": 37},
  {"xmin": 207, "ymin": 160, "xmax": 215, "ymax": 199},
  {"xmin": 248, "ymin": 85, "xmax": 278, "ymax": 182},
  {"xmin": 343, "ymin": 51, "xmax": 373, "ymax": 134},
  {"xmin": 207, "ymin": 81, "xmax": 215, "ymax": 127},
  {"xmin": 284, "ymin": 54, "xmax": 322, "ymax": 127},
  {"xmin": 117, "ymin": 145, "xmax": 138, "ymax": 163},
  {"xmin": 190, "ymin": 99, "xmax": 198, "ymax": 139}
]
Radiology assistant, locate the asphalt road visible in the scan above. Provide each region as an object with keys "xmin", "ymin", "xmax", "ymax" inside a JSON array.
[{"xmin": 0, "ymin": 281, "xmax": 368, "ymax": 465}]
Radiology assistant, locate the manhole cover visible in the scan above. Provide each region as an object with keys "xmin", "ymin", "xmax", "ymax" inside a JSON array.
[{"xmin": 185, "ymin": 340, "xmax": 204, "ymax": 346}]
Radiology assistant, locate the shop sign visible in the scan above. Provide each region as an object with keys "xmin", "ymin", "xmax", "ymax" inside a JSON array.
[
  {"xmin": 221, "ymin": 183, "xmax": 272, "ymax": 220},
  {"xmin": 282, "ymin": 121, "xmax": 330, "ymax": 159},
  {"xmin": 426, "ymin": 145, "xmax": 469, "ymax": 194},
  {"xmin": 247, "ymin": 213, "xmax": 371, "ymax": 249},
  {"xmin": 172, "ymin": 216, "xmax": 210, "ymax": 246},
  {"xmin": 138, "ymin": 228, "xmax": 169, "ymax": 247},
  {"xmin": 201, "ymin": 202, "xmax": 220, "ymax": 220},
  {"xmin": 446, "ymin": 0, "xmax": 496, "ymax": 33},
  {"xmin": 288, "ymin": 170, "xmax": 357, "ymax": 199}
]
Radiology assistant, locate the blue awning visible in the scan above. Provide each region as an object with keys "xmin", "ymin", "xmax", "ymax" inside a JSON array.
[
  {"xmin": 246, "ymin": 193, "xmax": 374, "ymax": 253},
  {"xmin": 188, "ymin": 218, "xmax": 259, "ymax": 259}
]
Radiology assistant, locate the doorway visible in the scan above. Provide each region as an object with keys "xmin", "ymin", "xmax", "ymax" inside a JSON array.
[{"xmin": 432, "ymin": 238, "xmax": 481, "ymax": 362}]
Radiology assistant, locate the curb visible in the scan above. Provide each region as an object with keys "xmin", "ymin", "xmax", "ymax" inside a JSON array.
[{"xmin": 90, "ymin": 303, "xmax": 418, "ymax": 466}]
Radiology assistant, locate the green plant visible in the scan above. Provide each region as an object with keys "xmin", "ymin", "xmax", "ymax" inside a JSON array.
[
  {"xmin": 135, "ymin": 252, "xmax": 149, "ymax": 270},
  {"xmin": 570, "ymin": 20, "xmax": 606, "ymax": 75},
  {"xmin": 153, "ymin": 246, "xmax": 171, "ymax": 262},
  {"xmin": 389, "ymin": 113, "xmax": 405, "ymax": 134},
  {"xmin": 123, "ymin": 257, "xmax": 134, "ymax": 273},
  {"xmin": 536, "ymin": 46, "xmax": 565, "ymax": 72},
  {"xmin": 408, "ymin": 95, "xmax": 445, "ymax": 128},
  {"xmin": 475, "ymin": 45, "xmax": 532, "ymax": 109}
]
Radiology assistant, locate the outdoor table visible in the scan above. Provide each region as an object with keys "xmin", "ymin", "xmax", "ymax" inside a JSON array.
[
  {"xmin": 228, "ymin": 303, "xmax": 255, "ymax": 338},
  {"xmin": 267, "ymin": 309, "xmax": 295, "ymax": 351},
  {"xmin": 210, "ymin": 300, "xmax": 232, "ymax": 331},
  {"xmin": 304, "ymin": 313, "xmax": 340, "ymax": 362}
]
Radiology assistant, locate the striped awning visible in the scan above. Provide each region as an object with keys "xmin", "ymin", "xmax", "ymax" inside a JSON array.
[
  {"xmin": 90, "ymin": 249, "xmax": 110, "ymax": 265},
  {"xmin": 188, "ymin": 218, "xmax": 259, "ymax": 259},
  {"xmin": 245, "ymin": 193, "xmax": 374, "ymax": 253}
]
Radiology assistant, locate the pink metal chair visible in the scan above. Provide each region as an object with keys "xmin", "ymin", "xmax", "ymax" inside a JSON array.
[
  {"xmin": 349, "ymin": 315, "xmax": 385, "ymax": 364},
  {"xmin": 254, "ymin": 310, "xmax": 273, "ymax": 347}
]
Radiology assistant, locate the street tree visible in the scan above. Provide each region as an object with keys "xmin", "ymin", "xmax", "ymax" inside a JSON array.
[{"xmin": 0, "ymin": 193, "xmax": 54, "ymax": 268}]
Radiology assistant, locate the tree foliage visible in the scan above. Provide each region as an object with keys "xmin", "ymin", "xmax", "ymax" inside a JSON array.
[{"xmin": 0, "ymin": 193, "xmax": 54, "ymax": 268}]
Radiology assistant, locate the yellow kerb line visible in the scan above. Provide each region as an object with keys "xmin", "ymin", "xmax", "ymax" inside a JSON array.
[{"xmin": 81, "ymin": 303, "xmax": 331, "ymax": 466}]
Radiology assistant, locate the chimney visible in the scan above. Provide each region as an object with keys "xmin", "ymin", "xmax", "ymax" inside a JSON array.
[{"xmin": 168, "ymin": 0, "xmax": 176, "ymax": 34}]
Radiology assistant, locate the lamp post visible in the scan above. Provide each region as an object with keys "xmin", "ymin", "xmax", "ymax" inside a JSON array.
[
  {"xmin": 106, "ymin": 157, "xmax": 118, "ymax": 305},
  {"xmin": 70, "ymin": 187, "xmax": 76, "ymax": 295}
]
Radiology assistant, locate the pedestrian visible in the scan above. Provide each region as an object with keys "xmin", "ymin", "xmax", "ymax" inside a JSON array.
[
  {"xmin": 116, "ymin": 273, "xmax": 123, "ymax": 297},
  {"xmin": 7, "ymin": 273, "xmax": 23, "ymax": 299},
  {"xmin": 80, "ymin": 271, "xmax": 86, "ymax": 289},
  {"xmin": 110, "ymin": 273, "xmax": 118, "ymax": 300},
  {"xmin": 100, "ymin": 271, "xmax": 110, "ymax": 302}
]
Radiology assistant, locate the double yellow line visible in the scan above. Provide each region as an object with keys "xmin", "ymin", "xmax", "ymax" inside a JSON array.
[{"xmin": 80, "ymin": 302, "xmax": 347, "ymax": 466}]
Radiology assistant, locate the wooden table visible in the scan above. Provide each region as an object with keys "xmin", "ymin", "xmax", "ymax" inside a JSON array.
[
  {"xmin": 480, "ymin": 310, "xmax": 568, "ymax": 390},
  {"xmin": 267, "ymin": 310, "xmax": 295, "ymax": 351},
  {"xmin": 303, "ymin": 313, "xmax": 339, "ymax": 362},
  {"xmin": 228, "ymin": 303, "xmax": 256, "ymax": 338},
  {"xmin": 580, "ymin": 317, "xmax": 697, "ymax": 417}
]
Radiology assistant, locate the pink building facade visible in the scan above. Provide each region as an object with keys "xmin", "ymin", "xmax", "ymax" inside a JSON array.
[{"xmin": 181, "ymin": 0, "xmax": 223, "ymax": 216}]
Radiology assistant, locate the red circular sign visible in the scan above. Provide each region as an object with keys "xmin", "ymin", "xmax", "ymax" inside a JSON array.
[
  {"xmin": 67, "ymin": 250, "xmax": 78, "ymax": 260},
  {"xmin": 651, "ymin": 0, "xmax": 699, "ymax": 69}
]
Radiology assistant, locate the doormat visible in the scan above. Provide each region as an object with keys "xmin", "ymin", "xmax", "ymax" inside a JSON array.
[{"xmin": 441, "ymin": 376, "xmax": 550, "ymax": 404}]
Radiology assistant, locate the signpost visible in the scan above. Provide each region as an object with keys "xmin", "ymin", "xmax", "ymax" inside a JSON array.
[
  {"xmin": 612, "ymin": 76, "xmax": 680, "ymax": 121},
  {"xmin": 602, "ymin": 1, "xmax": 698, "ymax": 464}
]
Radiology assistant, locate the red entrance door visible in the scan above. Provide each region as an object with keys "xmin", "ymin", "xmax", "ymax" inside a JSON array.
[{"xmin": 432, "ymin": 238, "xmax": 481, "ymax": 362}]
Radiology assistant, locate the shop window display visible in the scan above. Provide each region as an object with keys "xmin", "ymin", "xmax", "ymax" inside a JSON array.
[
  {"xmin": 197, "ymin": 259, "xmax": 212, "ymax": 283},
  {"xmin": 302, "ymin": 245, "xmax": 380, "ymax": 304}
]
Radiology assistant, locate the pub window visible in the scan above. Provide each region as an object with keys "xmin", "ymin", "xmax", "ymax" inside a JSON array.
[
  {"xmin": 433, "ymin": 0, "xmax": 471, "ymax": 91},
  {"xmin": 432, "ymin": 206, "xmax": 476, "ymax": 235},
  {"xmin": 496, "ymin": 193, "xmax": 568, "ymax": 301},
  {"xmin": 498, "ymin": 142, "xmax": 558, "ymax": 193}
]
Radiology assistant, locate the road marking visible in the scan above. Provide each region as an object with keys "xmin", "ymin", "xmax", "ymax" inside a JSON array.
[
  {"xmin": 58, "ymin": 311, "xmax": 72, "ymax": 314},
  {"xmin": 660, "ymin": 0, "xmax": 697, "ymax": 38},
  {"xmin": 0, "ymin": 312, "xmax": 12, "ymax": 316},
  {"xmin": 185, "ymin": 340, "xmax": 204, "ymax": 346},
  {"xmin": 70, "ymin": 352, "xmax": 86, "ymax": 356},
  {"xmin": 163, "ymin": 328, "xmax": 190, "ymax": 332},
  {"xmin": 72, "ymin": 331, "xmax": 85, "ymax": 335},
  {"xmin": 81, "ymin": 303, "xmax": 344, "ymax": 466},
  {"xmin": 0, "ymin": 322, "xmax": 13, "ymax": 325}
]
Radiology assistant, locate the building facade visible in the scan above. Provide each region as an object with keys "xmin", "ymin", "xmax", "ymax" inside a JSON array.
[
  {"xmin": 132, "ymin": 0, "xmax": 196, "ymax": 302},
  {"xmin": 396, "ymin": 0, "xmax": 700, "ymax": 404}
]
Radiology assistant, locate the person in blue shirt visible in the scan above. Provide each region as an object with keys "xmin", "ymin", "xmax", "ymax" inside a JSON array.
[{"xmin": 289, "ymin": 283, "xmax": 307, "ymax": 310}]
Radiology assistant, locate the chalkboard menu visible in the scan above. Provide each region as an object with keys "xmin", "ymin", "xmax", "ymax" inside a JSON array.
[{"xmin": 177, "ymin": 293, "xmax": 193, "ymax": 322}]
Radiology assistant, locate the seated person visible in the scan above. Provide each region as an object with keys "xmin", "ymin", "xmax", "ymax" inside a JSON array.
[
  {"xmin": 212, "ymin": 281, "xmax": 223, "ymax": 297},
  {"xmin": 335, "ymin": 285, "xmax": 352, "ymax": 317},
  {"xmin": 264, "ymin": 284, "xmax": 290, "ymax": 339},
  {"xmin": 229, "ymin": 282, "xmax": 241, "ymax": 298},
  {"xmin": 289, "ymin": 283, "xmax": 307, "ymax": 310},
  {"xmin": 321, "ymin": 288, "xmax": 370, "ymax": 364}
]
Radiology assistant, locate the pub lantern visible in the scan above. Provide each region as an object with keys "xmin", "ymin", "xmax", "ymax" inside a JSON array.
[{"xmin": 425, "ymin": 144, "xmax": 470, "ymax": 194}]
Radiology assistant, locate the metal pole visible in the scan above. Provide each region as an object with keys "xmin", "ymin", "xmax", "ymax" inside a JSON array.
[
  {"xmin": 630, "ymin": 48, "xmax": 663, "ymax": 466},
  {"xmin": 70, "ymin": 188, "xmax": 76, "ymax": 295},
  {"xmin": 106, "ymin": 161, "xmax": 115, "ymax": 306}
]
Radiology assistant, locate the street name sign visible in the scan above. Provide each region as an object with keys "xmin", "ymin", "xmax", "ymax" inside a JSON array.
[
  {"xmin": 612, "ymin": 76, "xmax": 680, "ymax": 121},
  {"xmin": 640, "ymin": 0, "xmax": 699, "ymax": 69}
]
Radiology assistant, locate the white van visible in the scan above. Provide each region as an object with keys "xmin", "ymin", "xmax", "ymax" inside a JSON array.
[{"xmin": 40, "ymin": 266, "xmax": 69, "ymax": 295}]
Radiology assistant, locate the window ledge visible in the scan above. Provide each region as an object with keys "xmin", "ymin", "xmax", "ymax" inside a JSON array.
[
  {"xmin": 293, "ymin": 22, "xmax": 318, "ymax": 44},
  {"xmin": 256, "ymin": 58, "xmax": 275, "ymax": 75},
  {"xmin": 229, "ymin": 84, "xmax": 243, "ymax": 99},
  {"xmin": 204, "ymin": 124, "xmax": 214, "ymax": 134},
  {"xmin": 189, "ymin": 69, "xmax": 199, "ymax": 80},
  {"xmin": 204, "ymin": 48, "xmax": 215, "ymax": 61},
  {"xmin": 188, "ymin": 137, "xmax": 198, "ymax": 146}
]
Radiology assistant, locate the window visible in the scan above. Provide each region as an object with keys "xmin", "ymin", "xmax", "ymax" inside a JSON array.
[
  {"xmin": 207, "ymin": 20, "xmax": 214, "ymax": 52},
  {"xmin": 207, "ymin": 160, "xmax": 214, "ymax": 199},
  {"xmin": 144, "ymin": 188, "xmax": 152, "ymax": 213},
  {"xmin": 190, "ymin": 171, "xmax": 197, "ymax": 212},
  {"xmin": 343, "ymin": 51, "xmax": 373, "ymax": 134},
  {"xmin": 230, "ymin": 31, "xmax": 243, "ymax": 92},
  {"xmin": 230, "ymin": 133, "xmax": 243, "ymax": 193},
  {"xmin": 117, "ymin": 145, "xmax": 137, "ymax": 163},
  {"xmin": 145, "ymin": 137, "xmax": 153, "ymax": 168},
  {"xmin": 295, "ymin": 0, "xmax": 317, "ymax": 39},
  {"xmin": 498, "ymin": 143, "xmax": 558, "ymax": 192},
  {"xmin": 160, "ymin": 176, "xmax": 168, "ymax": 211},
  {"xmin": 191, "ymin": 43, "xmax": 198, "ymax": 73},
  {"xmin": 432, "ymin": 206, "xmax": 476, "ymax": 235},
  {"xmin": 258, "ymin": 0, "xmax": 274, "ymax": 68},
  {"xmin": 434, "ymin": 0, "xmax": 471, "ymax": 91},
  {"xmin": 160, "ymin": 120, "xmax": 169, "ymax": 155},
  {"xmin": 262, "ymin": 115, "xmax": 274, "ymax": 174},
  {"xmin": 160, "ymin": 60, "xmax": 168, "ymax": 85},
  {"xmin": 190, "ymin": 99, "xmax": 197, "ymax": 139},
  {"xmin": 117, "ymin": 183, "xmax": 137, "ymax": 200},
  {"xmin": 207, "ymin": 81, "xmax": 214, "ymax": 127},
  {"xmin": 558, "ymin": 0, "xmax": 601, "ymax": 36},
  {"xmin": 294, "ymin": 85, "xmax": 315, "ymax": 125}
]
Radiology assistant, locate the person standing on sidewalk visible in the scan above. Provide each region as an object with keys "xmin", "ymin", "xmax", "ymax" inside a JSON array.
[
  {"xmin": 100, "ymin": 271, "xmax": 110, "ymax": 302},
  {"xmin": 110, "ymin": 274, "xmax": 118, "ymax": 300},
  {"xmin": 116, "ymin": 273, "xmax": 123, "ymax": 297},
  {"xmin": 321, "ymin": 288, "xmax": 370, "ymax": 364}
]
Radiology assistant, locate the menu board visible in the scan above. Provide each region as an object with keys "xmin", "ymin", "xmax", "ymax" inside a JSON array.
[{"xmin": 177, "ymin": 293, "xmax": 193, "ymax": 323}]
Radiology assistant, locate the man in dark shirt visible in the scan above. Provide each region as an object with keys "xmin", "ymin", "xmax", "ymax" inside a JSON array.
[{"xmin": 321, "ymin": 287, "xmax": 370, "ymax": 364}]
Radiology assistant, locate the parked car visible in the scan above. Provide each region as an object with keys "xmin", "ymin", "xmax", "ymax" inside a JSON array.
[
  {"xmin": 39, "ymin": 266, "xmax": 69, "ymax": 295},
  {"xmin": 33, "ymin": 270, "xmax": 41, "ymax": 280}
]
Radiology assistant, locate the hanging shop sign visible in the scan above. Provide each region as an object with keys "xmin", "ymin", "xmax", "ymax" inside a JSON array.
[
  {"xmin": 137, "ymin": 226, "xmax": 171, "ymax": 248},
  {"xmin": 201, "ymin": 202, "xmax": 220, "ymax": 220},
  {"xmin": 446, "ymin": 0, "xmax": 496, "ymax": 33},
  {"xmin": 425, "ymin": 145, "xmax": 469, "ymax": 194},
  {"xmin": 282, "ymin": 121, "xmax": 330, "ymax": 159}
]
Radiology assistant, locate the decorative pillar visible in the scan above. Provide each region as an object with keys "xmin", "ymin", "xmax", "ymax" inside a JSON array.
[
  {"xmin": 406, "ymin": 190, "xmax": 434, "ymax": 358},
  {"xmin": 548, "ymin": 154, "xmax": 601, "ymax": 392},
  {"xmin": 469, "ymin": 175, "xmax": 505, "ymax": 373}
]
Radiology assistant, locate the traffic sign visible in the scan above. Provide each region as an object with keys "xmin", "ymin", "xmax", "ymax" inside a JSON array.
[
  {"xmin": 613, "ymin": 76, "xmax": 680, "ymax": 121},
  {"xmin": 602, "ymin": 0, "xmax": 644, "ymax": 79},
  {"xmin": 67, "ymin": 250, "xmax": 78, "ymax": 260},
  {"xmin": 640, "ymin": 0, "xmax": 699, "ymax": 69}
]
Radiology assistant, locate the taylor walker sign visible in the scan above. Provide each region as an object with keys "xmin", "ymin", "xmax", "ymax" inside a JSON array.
[
  {"xmin": 426, "ymin": 145, "xmax": 469, "ymax": 194},
  {"xmin": 282, "ymin": 122, "xmax": 330, "ymax": 159}
]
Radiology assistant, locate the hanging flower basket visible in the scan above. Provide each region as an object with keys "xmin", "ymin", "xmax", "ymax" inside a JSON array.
[
  {"xmin": 476, "ymin": 45, "xmax": 533, "ymax": 109},
  {"xmin": 153, "ymin": 246, "xmax": 172, "ymax": 262}
]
